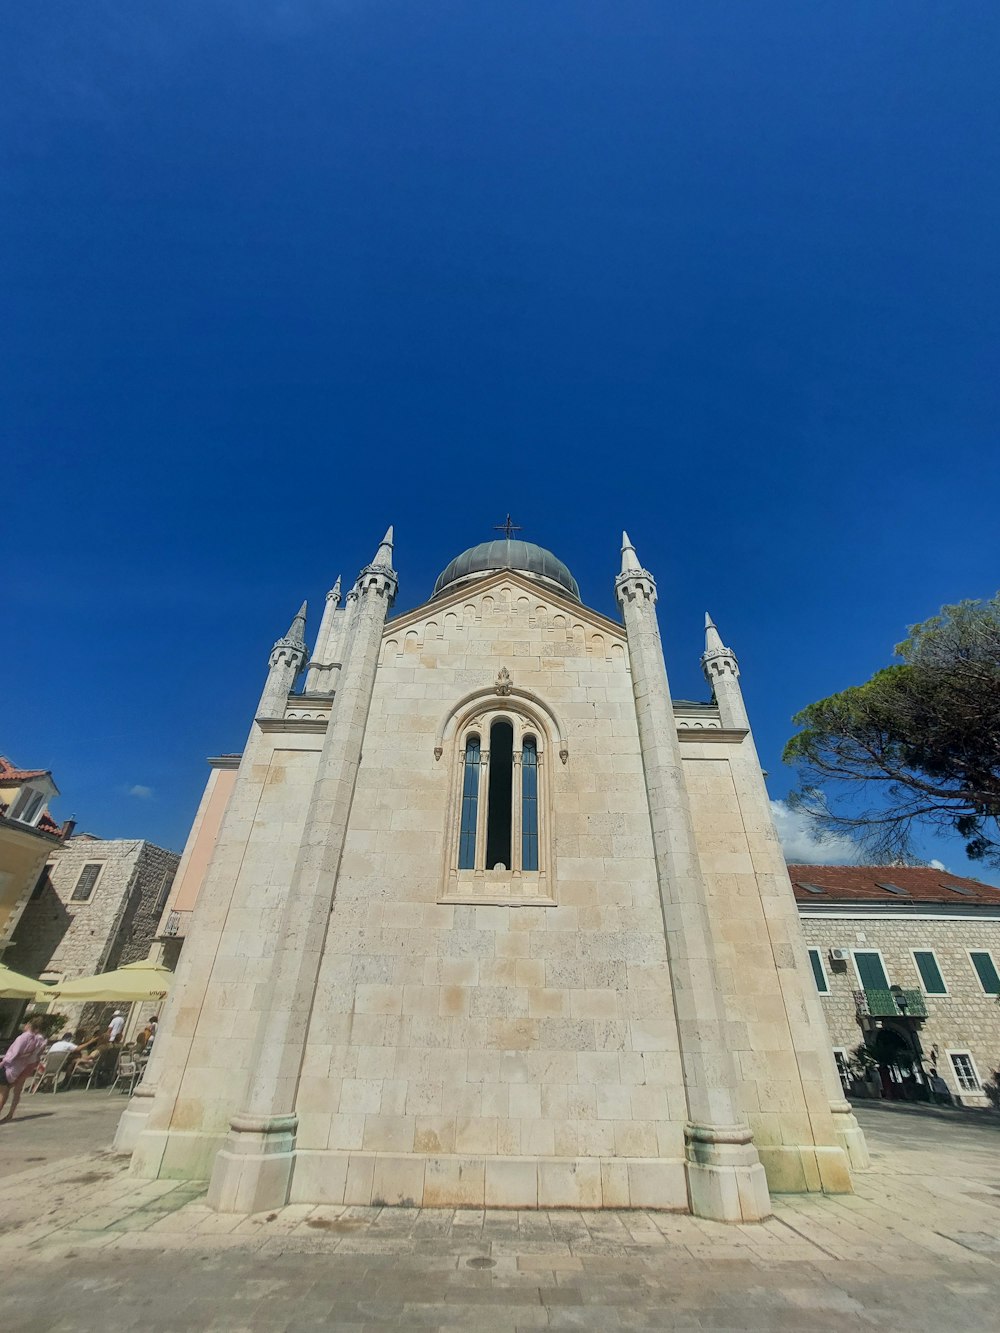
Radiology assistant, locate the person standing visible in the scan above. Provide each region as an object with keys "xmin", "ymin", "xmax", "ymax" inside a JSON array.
[
  {"xmin": 0, "ymin": 1017, "xmax": 48, "ymax": 1122},
  {"xmin": 107, "ymin": 1011, "xmax": 126, "ymax": 1043}
]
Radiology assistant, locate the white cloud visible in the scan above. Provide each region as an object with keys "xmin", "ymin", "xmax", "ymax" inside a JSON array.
[
  {"xmin": 128, "ymin": 784, "xmax": 154, "ymax": 800},
  {"xmin": 928, "ymin": 858, "xmax": 947, "ymax": 871},
  {"xmin": 770, "ymin": 800, "xmax": 860, "ymax": 865}
]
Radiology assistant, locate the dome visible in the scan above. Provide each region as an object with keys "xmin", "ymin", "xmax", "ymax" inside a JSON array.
[{"xmin": 433, "ymin": 539, "xmax": 580, "ymax": 602}]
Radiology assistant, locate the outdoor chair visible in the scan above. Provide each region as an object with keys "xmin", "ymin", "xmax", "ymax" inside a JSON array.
[
  {"xmin": 66, "ymin": 1053, "xmax": 105, "ymax": 1091},
  {"xmin": 29, "ymin": 1049, "xmax": 72, "ymax": 1094},
  {"xmin": 107, "ymin": 1056, "xmax": 140, "ymax": 1097}
]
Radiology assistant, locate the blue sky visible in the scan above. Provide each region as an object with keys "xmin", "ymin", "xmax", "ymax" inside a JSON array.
[{"xmin": 4, "ymin": 4, "xmax": 999, "ymax": 880}]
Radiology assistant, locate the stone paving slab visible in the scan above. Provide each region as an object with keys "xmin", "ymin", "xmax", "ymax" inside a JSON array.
[{"xmin": 0, "ymin": 1103, "xmax": 998, "ymax": 1327}]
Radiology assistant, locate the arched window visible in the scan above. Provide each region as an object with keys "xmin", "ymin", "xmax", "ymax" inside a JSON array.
[
  {"xmin": 457, "ymin": 736, "xmax": 481, "ymax": 870},
  {"xmin": 521, "ymin": 736, "xmax": 539, "ymax": 872},
  {"xmin": 443, "ymin": 708, "xmax": 554, "ymax": 905},
  {"xmin": 486, "ymin": 720, "xmax": 513, "ymax": 869}
]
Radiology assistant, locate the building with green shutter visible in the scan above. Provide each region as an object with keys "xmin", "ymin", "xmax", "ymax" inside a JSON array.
[{"xmin": 791, "ymin": 864, "xmax": 1000, "ymax": 1107}]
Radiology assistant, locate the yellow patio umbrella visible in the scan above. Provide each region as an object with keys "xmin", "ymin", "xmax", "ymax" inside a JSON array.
[
  {"xmin": 0, "ymin": 962, "xmax": 51, "ymax": 1000},
  {"xmin": 38, "ymin": 959, "xmax": 173, "ymax": 1003}
]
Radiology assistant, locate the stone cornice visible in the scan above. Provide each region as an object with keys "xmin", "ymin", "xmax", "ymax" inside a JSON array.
[
  {"xmin": 677, "ymin": 728, "xmax": 749, "ymax": 744},
  {"xmin": 256, "ymin": 717, "xmax": 328, "ymax": 734},
  {"xmin": 386, "ymin": 568, "xmax": 626, "ymax": 641}
]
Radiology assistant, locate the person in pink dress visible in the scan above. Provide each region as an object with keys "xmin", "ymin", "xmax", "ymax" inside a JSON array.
[{"xmin": 0, "ymin": 1017, "xmax": 48, "ymax": 1122}]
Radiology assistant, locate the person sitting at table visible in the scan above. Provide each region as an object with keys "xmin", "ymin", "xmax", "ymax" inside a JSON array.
[
  {"xmin": 47, "ymin": 1030, "xmax": 102, "ymax": 1081},
  {"xmin": 70, "ymin": 1033, "xmax": 114, "ymax": 1084}
]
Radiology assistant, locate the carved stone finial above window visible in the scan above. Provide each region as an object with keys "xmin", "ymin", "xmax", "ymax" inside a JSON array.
[{"xmin": 495, "ymin": 666, "xmax": 513, "ymax": 696}]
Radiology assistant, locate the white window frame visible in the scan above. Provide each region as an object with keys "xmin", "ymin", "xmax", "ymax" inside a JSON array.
[
  {"xmin": 807, "ymin": 947, "xmax": 830, "ymax": 994},
  {"xmin": 946, "ymin": 1048, "xmax": 983, "ymax": 1093},
  {"xmin": 831, "ymin": 1047, "xmax": 851, "ymax": 1092},
  {"xmin": 967, "ymin": 949, "xmax": 1000, "ymax": 995},
  {"xmin": 851, "ymin": 948, "xmax": 891, "ymax": 991},
  {"xmin": 70, "ymin": 862, "xmax": 105, "ymax": 903},
  {"xmin": 910, "ymin": 948, "xmax": 948, "ymax": 996},
  {"xmin": 442, "ymin": 704, "xmax": 554, "ymax": 907},
  {"xmin": 9, "ymin": 786, "xmax": 44, "ymax": 826}
]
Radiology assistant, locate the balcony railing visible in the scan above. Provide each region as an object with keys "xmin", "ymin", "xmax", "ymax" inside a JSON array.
[
  {"xmin": 854, "ymin": 988, "xmax": 927, "ymax": 1018},
  {"xmin": 163, "ymin": 911, "xmax": 182, "ymax": 938}
]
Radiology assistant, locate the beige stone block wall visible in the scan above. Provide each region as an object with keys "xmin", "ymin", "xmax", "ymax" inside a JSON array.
[
  {"xmin": 685, "ymin": 749, "xmax": 849, "ymax": 1190},
  {"xmin": 800, "ymin": 914, "xmax": 1000, "ymax": 1105},
  {"xmin": 135, "ymin": 742, "xmax": 319, "ymax": 1176},
  {"xmin": 291, "ymin": 583, "xmax": 689, "ymax": 1206}
]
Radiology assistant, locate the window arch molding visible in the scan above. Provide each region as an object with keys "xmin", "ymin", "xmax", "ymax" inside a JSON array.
[
  {"xmin": 434, "ymin": 686, "xmax": 568, "ymax": 765},
  {"xmin": 440, "ymin": 696, "xmax": 557, "ymax": 906}
]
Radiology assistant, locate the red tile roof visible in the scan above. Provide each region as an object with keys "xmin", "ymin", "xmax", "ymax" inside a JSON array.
[
  {"xmin": 36, "ymin": 812, "xmax": 61, "ymax": 835},
  {"xmin": 0, "ymin": 757, "xmax": 51, "ymax": 783},
  {"xmin": 787, "ymin": 863, "xmax": 1000, "ymax": 906}
]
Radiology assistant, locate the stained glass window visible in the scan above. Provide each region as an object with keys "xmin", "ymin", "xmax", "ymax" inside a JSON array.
[
  {"xmin": 522, "ymin": 737, "xmax": 539, "ymax": 872},
  {"xmin": 458, "ymin": 736, "xmax": 481, "ymax": 870}
]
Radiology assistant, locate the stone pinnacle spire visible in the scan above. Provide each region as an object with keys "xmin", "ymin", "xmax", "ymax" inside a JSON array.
[
  {"xmin": 701, "ymin": 610, "xmax": 740, "ymax": 690},
  {"xmin": 263, "ymin": 599, "xmax": 309, "ymax": 711},
  {"xmin": 373, "ymin": 526, "xmax": 394, "ymax": 567},
  {"xmin": 326, "ymin": 576, "xmax": 342, "ymax": 604},
  {"xmin": 358, "ymin": 525, "xmax": 398, "ymax": 605},
  {"xmin": 620, "ymin": 531, "xmax": 641, "ymax": 574},
  {"xmin": 287, "ymin": 601, "xmax": 308, "ymax": 647},
  {"xmin": 269, "ymin": 599, "xmax": 307, "ymax": 662},
  {"xmin": 616, "ymin": 531, "xmax": 656, "ymax": 607},
  {"xmin": 704, "ymin": 612, "xmax": 726, "ymax": 655}
]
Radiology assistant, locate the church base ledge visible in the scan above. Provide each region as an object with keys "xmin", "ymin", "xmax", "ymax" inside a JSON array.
[
  {"xmin": 686, "ymin": 1159, "xmax": 771, "ymax": 1222},
  {"xmin": 286, "ymin": 1151, "xmax": 690, "ymax": 1211},
  {"xmin": 684, "ymin": 1125, "xmax": 772, "ymax": 1222},
  {"xmin": 207, "ymin": 1114, "xmax": 299, "ymax": 1214},
  {"xmin": 113, "ymin": 1084, "xmax": 156, "ymax": 1154},
  {"xmin": 830, "ymin": 1104, "xmax": 871, "ymax": 1172},
  {"xmin": 129, "ymin": 1127, "xmax": 228, "ymax": 1184},
  {"xmin": 756, "ymin": 1143, "xmax": 854, "ymax": 1195}
]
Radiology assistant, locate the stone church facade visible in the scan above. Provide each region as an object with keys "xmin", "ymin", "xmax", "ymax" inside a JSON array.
[{"xmin": 118, "ymin": 531, "xmax": 868, "ymax": 1220}]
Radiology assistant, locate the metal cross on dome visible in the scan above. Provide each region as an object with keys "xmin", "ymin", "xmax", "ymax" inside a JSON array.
[{"xmin": 494, "ymin": 514, "xmax": 522, "ymax": 540}]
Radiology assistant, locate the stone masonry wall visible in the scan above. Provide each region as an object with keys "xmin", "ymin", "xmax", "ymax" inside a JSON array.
[
  {"xmin": 290, "ymin": 575, "xmax": 690, "ymax": 1208},
  {"xmin": 9, "ymin": 837, "xmax": 178, "ymax": 1030},
  {"xmin": 800, "ymin": 914, "xmax": 1000, "ymax": 1105}
]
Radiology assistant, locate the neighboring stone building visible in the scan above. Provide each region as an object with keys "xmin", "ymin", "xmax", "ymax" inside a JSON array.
[
  {"xmin": 0, "ymin": 756, "xmax": 73, "ymax": 956},
  {"xmin": 4, "ymin": 834, "xmax": 179, "ymax": 1032},
  {"xmin": 792, "ymin": 864, "xmax": 1000, "ymax": 1107},
  {"xmin": 119, "ymin": 528, "xmax": 869, "ymax": 1221}
]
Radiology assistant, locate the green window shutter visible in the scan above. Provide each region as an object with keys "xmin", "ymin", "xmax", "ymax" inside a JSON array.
[
  {"xmin": 854, "ymin": 951, "xmax": 889, "ymax": 990},
  {"xmin": 808, "ymin": 949, "xmax": 829, "ymax": 993},
  {"xmin": 971, "ymin": 951, "xmax": 1000, "ymax": 994},
  {"xmin": 913, "ymin": 951, "xmax": 946, "ymax": 995}
]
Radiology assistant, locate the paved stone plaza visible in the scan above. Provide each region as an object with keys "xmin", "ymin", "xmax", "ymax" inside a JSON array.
[{"xmin": 0, "ymin": 1096, "xmax": 998, "ymax": 1329}]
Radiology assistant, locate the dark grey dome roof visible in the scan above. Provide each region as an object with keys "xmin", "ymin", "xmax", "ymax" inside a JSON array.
[{"xmin": 433, "ymin": 539, "xmax": 580, "ymax": 601}]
